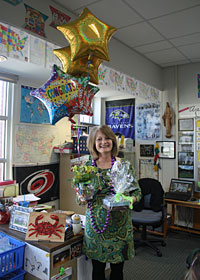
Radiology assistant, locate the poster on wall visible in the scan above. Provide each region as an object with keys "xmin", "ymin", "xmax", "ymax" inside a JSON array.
[
  {"xmin": 136, "ymin": 103, "xmax": 160, "ymax": 140},
  {"xmin": 24, "ymin": 4, "xmax": 48, "ymax": 38},
  {"xmin": 105, "ymin": 99, "xmax": 135, "ymax": 141},
  {"xmin": 20, "ymin": 85, "xmax": 50, "ymax": 124},
  {"xmin": 0, "ymin": 22, "xmax": 29, "ymax": 61},
  {"xmin": 13, "ymin": 163, "xmax": 59, "ymax": 203},
  {"xmin": 14, "ymin": 124, "xmax": 59, "ymax": 164}
]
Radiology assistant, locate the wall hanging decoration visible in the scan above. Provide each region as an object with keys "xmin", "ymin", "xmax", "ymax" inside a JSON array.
[
  {"xmin": 24, "ymin": 4, "xmax": 48, "ymax": 37},
  {"xmin": 157, "ymin": 141, "xmax": 176, "ymax": 159},
  {"xmin": 153, "ymin": 142, "xmax": 161, "ymax": 171},
  {"xmin": 106, "ymin": 99, "xmax": 135, "ymax": 142},
  {"xmin": 13, "ymin": 163, "xmax": 59, "ymax": 203},
  {"xmin": 136, "ymin": 103, "xmax": 161, "ymax": 140},
  {"xmin": 49, "ymin": 5, "xmax": 71, "ymax": 29},
  {"xmin": 25, "ymin": 212, "xmax": 66, "ymax": 242},
  {"xmin": 20, "ymin": 85, "xmax": 50, "ymax": 124},
  {"xmin": 162, "ymin": 102, "xmax": 174, "ymax": 138}
]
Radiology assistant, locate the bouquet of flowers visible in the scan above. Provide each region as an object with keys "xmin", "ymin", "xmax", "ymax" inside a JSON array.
[
  {"xmin": 72, "ymin": 164, "xmax": 98, "ymax": 202},
  {"xmin": 103, "ymin": 160, "xmax": 138, "ymax": 211}
]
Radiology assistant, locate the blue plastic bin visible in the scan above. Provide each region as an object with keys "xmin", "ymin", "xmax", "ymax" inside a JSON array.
[
  {"xmin": 0, "ymin": 268, "xmax": 26, "ymax": 280},
  {"xmin": 0, "ymin": 232, "xmax": 26, "ymax": 277}
]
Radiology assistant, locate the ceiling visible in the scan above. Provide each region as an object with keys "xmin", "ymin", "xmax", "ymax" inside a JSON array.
[{"xmin": 52, "ymin": 0, "xmax": 200, "ymax": 68}]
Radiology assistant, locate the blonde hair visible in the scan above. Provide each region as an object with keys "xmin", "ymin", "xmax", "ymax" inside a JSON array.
[{"xmin": 87, "ymin": 125, "xmax": 118, "ymax": 158}]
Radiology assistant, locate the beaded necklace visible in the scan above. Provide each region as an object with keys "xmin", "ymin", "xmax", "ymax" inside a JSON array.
[{"xmin": 88, "ymin": 156, "xmax": 115, "ymax": 234}]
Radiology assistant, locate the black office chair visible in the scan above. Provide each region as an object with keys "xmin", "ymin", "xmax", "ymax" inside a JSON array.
[{"xmin": 132, "ymin": 178, "xmax": 166, "ymax": 257}]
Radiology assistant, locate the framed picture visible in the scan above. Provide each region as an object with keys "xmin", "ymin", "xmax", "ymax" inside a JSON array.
[
  {"xmin": 9, "ymin": 205, "xmax": 33, "ymax": 233},
  {"xmin": 157, "ymin": 141, "xmax": 175, "ymax": 159},
  {"xmin": 178, "ymin": 118, "xmax": 194, "ymax": 131},
  {"xmin": 178, "ymin": 152, "xmax": 194, "ymax": 166},
  {"xmin": 140, "ymin": 144, "xmax": 154, "ymax": 157}
]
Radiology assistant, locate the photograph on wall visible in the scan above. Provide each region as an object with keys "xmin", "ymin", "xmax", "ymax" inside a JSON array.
[
  {"xmin": 20, "ymin": 85, "xmax": 50, "ymax": 124},
  {"xmin": 178, "ymin": 165, "xmax": 194, "ymax": 179},
  {"xmin": 136, "ymin": 103, "xmax": 160, "ymax": 140},
  {"xmin": 140, "ymin": 144, "xmax": 154, "ymax": 157},
  {"xmin": 178, "ymin": 152, "xmax": 194, "ymax": 166},
  {"xmin": 105, "ymin": 99, "xmax": 135, "ymax": 142},
  {"xmin": 13, "ymin": 163, "xmax": 59, "ymax": 203}
]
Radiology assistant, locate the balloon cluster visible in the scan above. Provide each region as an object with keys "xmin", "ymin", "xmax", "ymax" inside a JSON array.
[{"xmin": 31, "ymin": 8, "xmax": 117, "ymax": 124}]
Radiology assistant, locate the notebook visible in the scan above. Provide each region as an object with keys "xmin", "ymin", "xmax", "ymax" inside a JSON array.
[{"xmin": 165, "ymin": 179, "xmax": 194, "ymax": 201}]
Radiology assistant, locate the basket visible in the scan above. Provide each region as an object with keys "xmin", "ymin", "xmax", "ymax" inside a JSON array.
[
  {"xmin": 72, "ymin": 136, "xmax": 89, "ymax": 154},
  {"xmin": 0, "ymin": 232, "xmax": 26, "ymax": 277},
  {"xmin": 0, "ymin": 268, "xmax": 26, "ymax": 280}
]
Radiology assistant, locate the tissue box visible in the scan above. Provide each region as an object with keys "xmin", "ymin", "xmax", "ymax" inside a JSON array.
[{"xmin": 103, "ymin": 196, "xmax": 130, "ymax": 211}]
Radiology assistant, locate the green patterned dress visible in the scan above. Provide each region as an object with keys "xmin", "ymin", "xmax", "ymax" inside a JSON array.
[{"xmin": 80, "ymin": 159, "xmax": 141, "ymax": 264}]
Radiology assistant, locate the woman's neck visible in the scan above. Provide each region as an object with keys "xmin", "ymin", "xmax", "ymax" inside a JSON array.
[{"xmin": 96, "ymin": 153, "xmax": 112, "ymax": 169}]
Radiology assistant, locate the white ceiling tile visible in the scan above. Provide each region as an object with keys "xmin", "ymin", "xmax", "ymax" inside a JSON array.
[
  {"xmin": 134, "ymin": 40, "xmax": 173, "ymax": 54},
  {"xmin": 75, "ymin": 0, "xmax": 143, "ymax": 28},
  {"xmin": 179, "ymin": 43, "xmax": 200, "ymax": 59},
  {"xmin": 145, "ymin": 48, "xmax": 186, "ymax": 64},
  {"xmin": 52, "ymin": 0, "xmax": 99, "ymax": 11},
  {"xmin": 115, "ymin": 22, "xmax": 163, "ymax": 47},
  {"xmin": 124, "ymin": 0, "xmax": 200, "ymax": 19},
  {"xmin": 150, "ymin": 6, "xmax": 200, "ymax": 38},
  {"xmin": 170, "ymin": 33, "xmax": 200, "ymax": 46}
]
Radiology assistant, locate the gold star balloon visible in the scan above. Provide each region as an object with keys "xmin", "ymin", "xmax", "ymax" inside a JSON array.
[
  {"xmin": 53, "ymin": 46, "xmax": 103, "ymax": 84},
  {"xmin": 57, "ymin": 8, "xmax": 117, "ymax": 62}
]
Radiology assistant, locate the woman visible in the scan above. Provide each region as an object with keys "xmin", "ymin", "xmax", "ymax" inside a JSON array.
[{"xmin": 74, "ymin": 125, "xmax": 141, "ymax": 280}]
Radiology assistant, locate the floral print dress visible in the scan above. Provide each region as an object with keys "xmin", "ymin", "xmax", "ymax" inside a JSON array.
[{"xmin": 80, "ymin": 159, "xmax": 142, "ymax": 264}]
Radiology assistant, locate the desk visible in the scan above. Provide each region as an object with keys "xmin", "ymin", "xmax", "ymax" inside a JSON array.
[
  {"xmin": 0, "ymin": 224, "xmax": 83, "ymax": 280},
  {"xmin": 164, "ymin": 198, "xmax": 200, "ymax": 235}
]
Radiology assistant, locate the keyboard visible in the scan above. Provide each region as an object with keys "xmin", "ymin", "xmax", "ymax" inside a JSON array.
[{"xmin": 165, "ymin": 192, "xmax": 191, "ymax": 201}]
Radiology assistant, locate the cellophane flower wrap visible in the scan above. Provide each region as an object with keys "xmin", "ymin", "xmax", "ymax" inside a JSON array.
[
  {"xmin": 72, "ymin": 164, "xmax": 98, "ymax": 202},
  {"xmin": 103, "ymin": 160, "xmax": 137, "ymax": 210}
]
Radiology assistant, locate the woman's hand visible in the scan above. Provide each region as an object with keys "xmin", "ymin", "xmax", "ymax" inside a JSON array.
[{"xmin": 77, "ymin": 193, "xmax": 88, "ymax": 206}]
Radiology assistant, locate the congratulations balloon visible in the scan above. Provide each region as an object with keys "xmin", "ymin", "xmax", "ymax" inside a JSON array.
[
  {"xmin": 53, "ymin": 46, "xmax": 103, "ymax": 84},
  {"xmin": 30, "ymin": 65, "xmax": 99, "ymax": 124},
  {"xmin": 57, "ymin": 8, "xmax": 117, "ymax": 62}
]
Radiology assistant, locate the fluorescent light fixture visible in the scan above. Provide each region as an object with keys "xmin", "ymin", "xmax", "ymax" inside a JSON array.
[{"xmin": 0, "ymin": 55, "xmax": 7, "ymax": 62}]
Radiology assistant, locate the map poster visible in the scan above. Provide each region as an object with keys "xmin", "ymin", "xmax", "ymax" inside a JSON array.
[
  {"xmin": 20, "ymin": 85, "xmax": 50, "ymax": 124},
  {"xmin": 14, "ymin": 124, "xmax": 59, "ymax": 164},
  {"xmin": 13, "ymin": 163, "xmax": 59, "ymax": 204}
]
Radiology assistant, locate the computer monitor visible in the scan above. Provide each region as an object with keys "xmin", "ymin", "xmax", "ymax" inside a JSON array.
[{"xmin": 169, "ymin": 179, "xmax": 194, "ymax": 194}]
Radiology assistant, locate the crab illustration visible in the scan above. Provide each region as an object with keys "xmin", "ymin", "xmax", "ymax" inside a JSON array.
[{"xmin": 28, "ymin": 214, "xmax": 64, "ymax": 239}]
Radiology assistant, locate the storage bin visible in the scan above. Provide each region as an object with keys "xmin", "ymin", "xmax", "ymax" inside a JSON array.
[
  {"xmin": 0, "ymin": 232, "xmax": 26, "ymax": 277},
  {"xmin": 72, "ymin": 136, "xmax": 89, "ymax": 154},
  {"xmin": 0, "ymin": 268, "xmax": 26, "ymax": 280}
]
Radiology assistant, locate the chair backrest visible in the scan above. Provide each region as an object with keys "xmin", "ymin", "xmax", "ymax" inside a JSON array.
[{"xmin": 134, "ymin": 178, "xmax": 164, "ymax": 212}]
